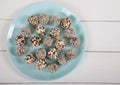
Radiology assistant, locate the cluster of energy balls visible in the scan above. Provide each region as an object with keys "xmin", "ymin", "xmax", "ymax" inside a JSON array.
[{"xmin": 15, "ymin": 14, "xmax": 80, "ymax": 73}]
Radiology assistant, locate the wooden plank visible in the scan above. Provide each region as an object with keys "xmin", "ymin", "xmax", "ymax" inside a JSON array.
[
  {"xmin": 0, "ymin": 0, "xmax": 120, "ymax": 20},
  {"xmin": 1, "ymin": 20, "xmax": 120, "ymax": 51},
  {"xmin": 1, "ymin": 51, "xmax": 120, "ymax": 83},
  {"xmin": 82, "ymin": 22, "xmax": 120, "ymax": 51},
  {"xmin": 0, "ymin": 20, "xmax": 11, "ymax": 50}
]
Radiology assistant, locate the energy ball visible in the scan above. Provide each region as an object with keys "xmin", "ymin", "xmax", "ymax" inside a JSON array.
[
  {"xmin": 58, "ymin": 55, "xmax": 67, "ymax": 65},
  {"xmin": 60, "ymin": 17, "xmax": 71, "ymax": 29},
  {"xmin": 25, "ymin": 54, "xmax": 35, "ymax": 64},
  {"xmin": 36, "ymin": 59, "xmax": 47, "ymax": 70},
  {"xmin": 43, "ymin": 36, "xmax": 53, "ymax": 46},
  {"xmin": 20, "ymin": 27, "xmax": 31, "ymax": 38},
  {"xmin": 35, "ymin": 48, "xmax": 46, "ymax": 59},
  {"xmin": 50, "ymin": 16, "xmax": 61, "ymax": 26},
  {"xmin": 66, "ymin": 49, "xmax": 77, "ymax": 59},
  {"xmin": 47, "ymin": 48, "xmax": 58, "ymax": 60},
  {"xmin": 64, "ymin": 29, "xmax": 75, "ymax": 38},
  {"xmin": 35, "ymin": 25, "xmax": 46, "ymax": 35},
  {"xmin": 48, "ymin": 63, "xmax": 59, "ymax": 73},
  {"xmin": 28, "ymin": 15, "xmax": 38, "ymax": 27},
  {"xmin": 30, "ymin": 36, "xmax": 42, "ymax": 47},
  {"xmin": 16, "ymin": 46, "xmax": 26, "ymax": 56},
  {"xmin": 55, "ymin": 39, "xmax": 66, "ymax": 50},
  {"xmin": 39, "ymin": 14, "xmax": 49, "ymax": 25},
  {"xmin": 50, "ymin": 28, "xmax": 60, "ymax": 38},
  {"xmin": 70, "ymin": 37, "xmax": 80, "ymax": 48},
  {"xmin": 16, "ymin": 35, "xmax": 25, "ymax": 46}
]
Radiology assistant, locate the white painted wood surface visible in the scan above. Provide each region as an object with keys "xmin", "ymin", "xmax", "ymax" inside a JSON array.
[
  {"xmin": 0, "ymin": 0, "xmax": 120, "ymax": 20},
  {"xmin": 0, "ymin": 0, "xmax": 120, "ymax": 84}
]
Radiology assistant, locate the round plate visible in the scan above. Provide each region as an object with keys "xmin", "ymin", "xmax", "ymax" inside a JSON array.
[{"xmin": 6, "ymin": 3, "xmax": 86, "ymax": 80}]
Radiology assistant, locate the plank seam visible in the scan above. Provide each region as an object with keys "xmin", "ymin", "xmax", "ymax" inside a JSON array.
[
  {"xmin": 1, "ymin": 50, "xmax": 120, "ymax": 53},
  {"xmin": 0, "ymin": 82, "xmax": 120, "ymax": 84},
  {"xmin": 1, "ymin": 19, "xmax": 120, "ymax": 22}
]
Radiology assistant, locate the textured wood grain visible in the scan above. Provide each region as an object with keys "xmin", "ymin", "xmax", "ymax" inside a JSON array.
[
  {"xmin": 1, "ymin": 51, "xmax": 120, "ymax": 83},
  {"xmin": 0, "ymin": 0, "xmax": 120, "ymax": 20}
]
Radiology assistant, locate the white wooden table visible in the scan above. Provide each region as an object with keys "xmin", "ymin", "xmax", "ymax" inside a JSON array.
[{"xmin": 0, "ymin": 0, "xmax": 120, "ymax": 85}]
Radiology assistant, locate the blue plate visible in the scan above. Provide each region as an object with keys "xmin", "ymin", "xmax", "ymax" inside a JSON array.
[{"xmin": 6, "ymin": 3, "xmax": 86, "ymax": 80}]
